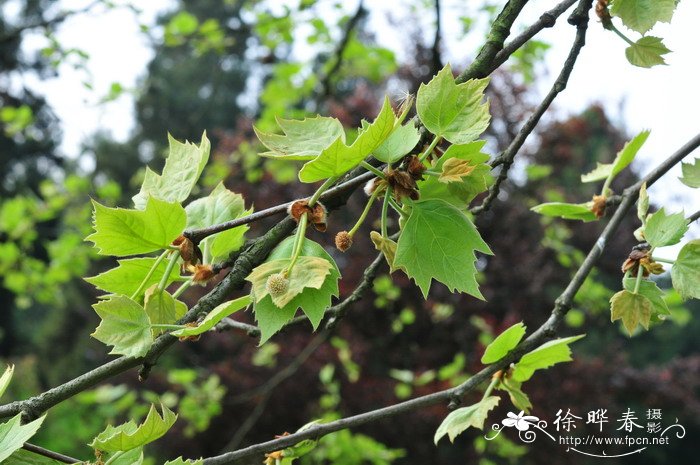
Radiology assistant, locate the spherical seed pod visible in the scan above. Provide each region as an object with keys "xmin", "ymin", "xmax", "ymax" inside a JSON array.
[
  {"xmin": 335, "ymin": 231, "xmax": 353, "ymax": 252},
  {"xmin": 266, "ymin": 273, "xmax": 290, "ymax": 298}
]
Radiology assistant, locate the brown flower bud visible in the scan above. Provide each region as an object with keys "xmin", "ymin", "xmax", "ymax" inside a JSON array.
[
  {"xmin": 590, "ymin": 194, "xmax": 607, "ymax": 218},
  {"xmin": 265, "ymin": 273, "xmax": 290, "ymax": 298},
  {"xmin": 387, "ymin": 169, "xmax": 419, "ymax": 200},
  {"xmin": 335, "ymin": 231, "xmax": 353, "ymax": 252},
  {"xmin": 595, "ymin": 0, "xmax": 613, "ymax": 30},
  {"xmin": 192, "ymin": 264, "xmax": 215, "ymax": 284},
  {"xmin": 172, "ymin": 234, "xmax": 202, "ymax": 271},
  {"xmin": 177, "ymin": 322, "xmax": 201, "ymax": 342},
  {"xmin": 406, "ymin": 155, "xmax": 426, "ymax": 181},
  {"xmin": 288, "ymin": 199, "xmax": 328, "ymax": 231}
]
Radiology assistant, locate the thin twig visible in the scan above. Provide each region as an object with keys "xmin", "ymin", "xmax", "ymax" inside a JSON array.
[
  {"xmin": 471, "ymin": 0, "xmax": 590, "ymax": 214},
  {"xmin": 688, "ymin": 209, "xmax": 700, "ymax": 223},
  {"xmin": 22, "ymin": 443, "xmax": 80, "ymax": 464},
  {"xmin": 431, "ymin": 0, "xmax": 443, "ymax": 74}
]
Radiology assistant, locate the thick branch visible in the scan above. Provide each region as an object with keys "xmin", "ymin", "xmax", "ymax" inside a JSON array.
[
  {"xmin": 199, "ymin": 129, "xmax": 700, "ymax": 465},
  {"xmin": 472, "ymin": 0, "xmax": 590, "ymax": 214}
]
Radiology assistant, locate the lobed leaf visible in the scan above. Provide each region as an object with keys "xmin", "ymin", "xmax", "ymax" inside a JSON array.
[
  {"xmin": 417, "ymin": 64, "xmax": 490, "ymax": 144},
  {"xmin": 254, "ymin": 115, "xmax": 345, "ymax": 161},
  {"xmin": 581, "ymin": 130, "xmax": 650, "ymax": 183},
  {"xmin": 144, "ymin": 285, "xmax": 188, "ymax": 335},
  {"xmin": 610, "ymin": 290, "xmax": 652, "ymax": 335},
  {"xmin": 644, "ymin": 207, "xmax": 688, "ymax": 248},
  {"xmin": 369, "ymin": 231, "xmax": 402, "ymax": 273},
  {"xmin": 395, "ymin": 199, "xmax": 492, "ymax": 299},
  {"xmin": 622, "ymin": 278, "xmax": 671, "ymax": 323},
  {"xmin": 481, "ymin": 322, "xmax": 526, "ymax": 364},
  {"xmin": 511, "ymin": 335, "xmax": 584, "ymax": 382},
  {"xmin": 433, "ymin": 396, "xmax": 500, "ymax": 444},
  {"xmin": 610, "ymin": 0, "xmax": 676, "ymax": 34},
  {"xmin": 86, "ymin": 197, "xmax": 186, "ymax": 256},
  {"xmin": 298, "ymin": 97, "xmax": 395, "ymax": 182},
  {"xmin": 372, "ymin": 122, "xmax": 420, "ymax": 163},
  {"xmin": 0, "ymin": 414, "xmax": 46, "ymax": 462},
  {"xmin": 247, "ymin": 256, "xmax": 332, "ymax": 308},
  {"xmin": 91, "ymin": 295, "xmax": 154, "ymax": 358},
  {"xmin": 498, "ymin": 378, "xmax": 532, "ymax": 413},
  {"xmin": 85, "ymin": 257, "xmax": 177, "ymax": 301},
  {"xmin": 90, "ymin": 404, "xmax": 177, "ymax": 452},
  {"xmin": 530, "ymin": 202, "xmax": 597, "ymax": 222},
  {"xmin": 133, "ymin": 132, "xmax": 210, "ymax": 209},
  {"xmin": 671, "ymin": 240, "xmax": 700, "ymax": 300},
  {"xmin": 680, "ymin": 158, "xmax": 700, "ymax": 188},
  {"xmin": 625, "ymin": 36, "xmax": 671, "ymax": 68},
  {"xmin": 171, "ymin": 295, "xmax": 251, "ymax": 337},
  {"xmin": 0, "ymin": 365, "xmax": 14, "ymax": 399}
]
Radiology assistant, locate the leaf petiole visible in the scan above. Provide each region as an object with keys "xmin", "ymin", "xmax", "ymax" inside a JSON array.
[
  {"xmin": 130, "ymin": 250, "xmax": 169, "ymax": 300},
  {"xmin": 381, "ymin": 186, "xmax": 392, "ymax": 238},
  {"xmin": 419, "ymin": 135, "xmax": 442, "ymax": 163},
  {"xmin": 651, "ymin": 256, "xmax": 674, "ymax": 264},
  {"xmin": 609, "ymin": 23, "xmax": 635, "ymax": 47},
  {"xmin": 308, "ymin": 176, "xmax": 338, "ymax": 207},
  {"xmin": 360, "ymin": 161, "xmax": 387, "ymax": 180},
  {"xmin": 172, "ymin": 278, "xmax": 193, "ymax": 298},
  {"xmin": 285, "ymin": 212, "xmax": 309, "ymax": 276},
  {"xmin": 481, "ymin": 375, "xmax": 499, "ymax": 401},
  {"xmin": 633, "ymin": 267, "xmax": 644, "ymax": 294},
  {"xmin": 348, "ymin": 186, "xmax": 383, "ymax": 237},
  {"xmin": 158, "ymin": 252, "xmax": 180, "ymax": 293},
  {"xmin": 388, "ymin": 197, "xmax": 409, "ymax": 218}
]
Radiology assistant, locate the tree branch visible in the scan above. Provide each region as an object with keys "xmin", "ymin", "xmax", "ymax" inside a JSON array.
[
  {"xmin": 21, "ymin": 443, "xmax": 80, "ymax": 464},
  {"xmin": 198, "ymin": 129, "xmax": 700, "ymax": 465},
  {"xmin": 472, "ymin": 0, "xmax": 591, "ymax": 214},
  {"xmin": 430, "ymin": 0, "xmax": 443, "ymax": 74}
]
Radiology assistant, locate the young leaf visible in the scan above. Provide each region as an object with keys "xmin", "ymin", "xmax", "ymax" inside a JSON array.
[
  {"xmin": 680, "ymin": 158, "xmax": 700, "ymax": 188},
  {"xmin": 298, "ymin": 97, "xmax": 395, "ymax": 182},
  {"xmin": 372, "ymin": 122, "xmax": 420, "ymax": 163},
  {"xmin": 0, "ymin": 365, "xmax": 14, "ymax": 399},
  {"xmin": 185, "ymin": 182, "xmax": 251, "ymax": 262},
  {"xmin": 132, "ymin": 132, "xmax": 210, "ymax": 209},
  {"xmin": 622, "ymin": 278, "xmax": 671, "ymax": 320},
  {"xmin": 625, "ymin": 36, "xmax": 671, "ymax": 68},
  {"xmin": 85, "ymin": 257, "xmax": 176, "ymax": 301},
  {"xmin": 417, "ymin": 142, "xmax": 493, "ymax": 207},
  {"xmin": 530, "ymin": 202, "xmax": 597, "ymax": 222},
  {"xmin": 481, "ymin": 322, "xmax": 526, "ymax": 364},
  {"xmin": 498, "ymin": 378, "xmax": 533, "ymax": 413},
  {"xmin": 144, "ymin": 285, "xmax": 187, "ymax": 335},
  {"xmin": 417, "ymin": 64, "xmax": 490, "ymax": 144},
  {"xmin": 439, "ymin": 158, "xmax": 476, "ymax": 183},
  {"xmin": 254, "ymin": 116, "xmax": 344, "ymax": 160},
  {"xmin": 86, "ymin": 197, "xmax": 186, "ymax": 256},
  {"xmin": 671, "ymin": 240, "xmax": 700, "ymax": 300},
  {"xmin": 91, "ymin": 295, "xmax": 154, "ymax": 358},
  {"xmin": 581, "ymin": 130, "xmax": 650, "ymax": 183},
  {"xmin": 369, "ymin": 231, "xmax": 402, "ymax": 273},
  {"xmin": 0, "ymin": 414, "xmax": 46, "ymax": 462},
  {"xmin": 89, "ymin": 404, "xmax": 177, "ymax": 452},
  {"xmin": 394, "ymin": 199, "xmax": 492, "ymax": 299},
  {"xmin": 610, "ymin": 290, "xmax": 652, "ymax": 335},
  {"xmin": 253, "ymin": 237, "xmax": 340, "ymax": 343},
  {"xmin": 644, "ymin": 208, "xmax": 688, "ymax": 248},
  {"xmin": 433, "ymin": 396, "xmax": 500, "ymax": 444},
  {"xmin": 164, "ymin": 459, "xmax": 204, "ymax": 465},
  {"xmin": 511, "ymin": 335, "xmax": 585, "ymax": 382},
  {"xmin": 247, "ymin": 256, "xmax": 332, "ymax": 307},
  {"xmin": 171, "ymin": 295, "xmax": 251, "ymax": 337},
  {"xmin": 637, "ymin": 182, "xmax": 649, "ymax": 223},
  {"xmin": 610, "ymin": 0, "xmax": 676, "ymax": 35}
]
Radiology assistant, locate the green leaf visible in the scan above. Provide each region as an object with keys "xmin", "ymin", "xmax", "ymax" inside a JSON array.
[
  {"xmin": 581, "ymin": 130, "xmax": 650, "ymax": 183},
  {"xmin": 253, "ymin": 238, "xmax": 340, "ymax": 343},
  {"xmin": 644, "ymin": 208, "xmax": 688, "ymax": 248},
  {"xmin": 671, "ymin": 240, "xmax": 700, "ymax": 300},
  {"xmin": 680, "ymin": 158, "xmax": 700, "ymax": 188},
  {"xmin": 0, "ymin": 365, "xmax": 14, "ymax": 400},
  {"xmin": 298, "ymin": 97, "xmax": 395, "ymax": 182},
  {"xmin": 171, "ymin": 295, "xmax": 251, "ymax": 337},
  {"xmin": 530, "ymin": 202, "xmax": 597, "ymax": 222},
  {"xmin": 247, "ymin": 256, "xmax": 332, "ymax": 308},
  {"xmin": 91, "ymin": 295, "xmax": 154, "ymax": 358},
  {"xmin": 0, "ymin": 414, "xmax": 46, "ymax": 462},
  {"xmin": 86, "ymin": 197, "xmax": 186, "ymax": 256},
  {"xmin": 610, "ymin": 290, "xmax": 652, "ymax": 335},
  {"xmin": 433, "ymin": 396, "xmax": 500, "ymax": 444},
  {"xmin": 625, "ymin": 36, "xmax": 671, "ymax": 68},
  {"xmin": 254, "ymin": 116, "xmax": 344, "ymax": 161},
  {"xmin": 610, "ymin": 0, "xmax": 676, "ymax": 34},
  {"xmin": 4, "ymin": 449, "xmax": 66, "ymax": 464},
  {"xmin": 100, "ymin": 448, "xmax": 144, "ymax": 465},
  {"xmin": 372, "ymin": 122, "xmax": 420, "ymax": 163},
  {"xmin": 417, "ymin": 64, "xmax": 490, "ymax": 144},
  {"xmin": 369, "ymin": 231, "xmax": 402, "ymax": 273},
  {"xmin": 132, "ymin": 132, "xmax": 210, "ymax": 209},
  {"xmin": 637, "ymin": 182, "xmax": 649, "ymax": 222},
  {"xmin": 85, "ymin": 257, "xmax": 176, "ymax": 301},
  {"xmin": 498, "ymin": 378, "xmax": 533, "ymax": 413},
  {"xmin": 417, "ymin": 141, "xmax": 493, "ymax": 207},
  {"xmin": 185, "ymin": 183, "xmax": 251, "ymax": 262},
  {"xmin": 164, "ymin": 459, "xmax": 203, "ymax": 465},
  {"xmin": 481, "ymin": 322, "xmax": 526, "ymax": 364},
  {"xmin": 144, "ymin": 285, "xmax": 187, "ymax": 335},
  {"xmin": 394, "ymin": 199, "xmax": 492, "ymax": 299},
  {"xmin": 622, "ymin": 278, "xmax": 671, "ymax": 321},
  {"xmin": 511, "ymin": 335, "xmax": 585, "ymax": 382},
  {"xmin": 89, "ymin": 404, "xmax": 177, "ymax": 452}
]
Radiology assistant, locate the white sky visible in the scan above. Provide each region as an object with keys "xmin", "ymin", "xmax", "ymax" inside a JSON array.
[{"xmin": 18, "ymin": 0, "xmax": 700, "ymax": 244}]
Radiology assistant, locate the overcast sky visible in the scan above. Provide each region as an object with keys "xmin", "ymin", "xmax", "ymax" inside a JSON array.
[{"xmin": 21, "ymin": 0, "xmax": 700, "ymax": 248}]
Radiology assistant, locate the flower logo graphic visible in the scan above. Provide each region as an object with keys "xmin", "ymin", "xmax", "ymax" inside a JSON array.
[{"xmin": 502, "ymin": 411, "xmax": 540, "ymax": 431}]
